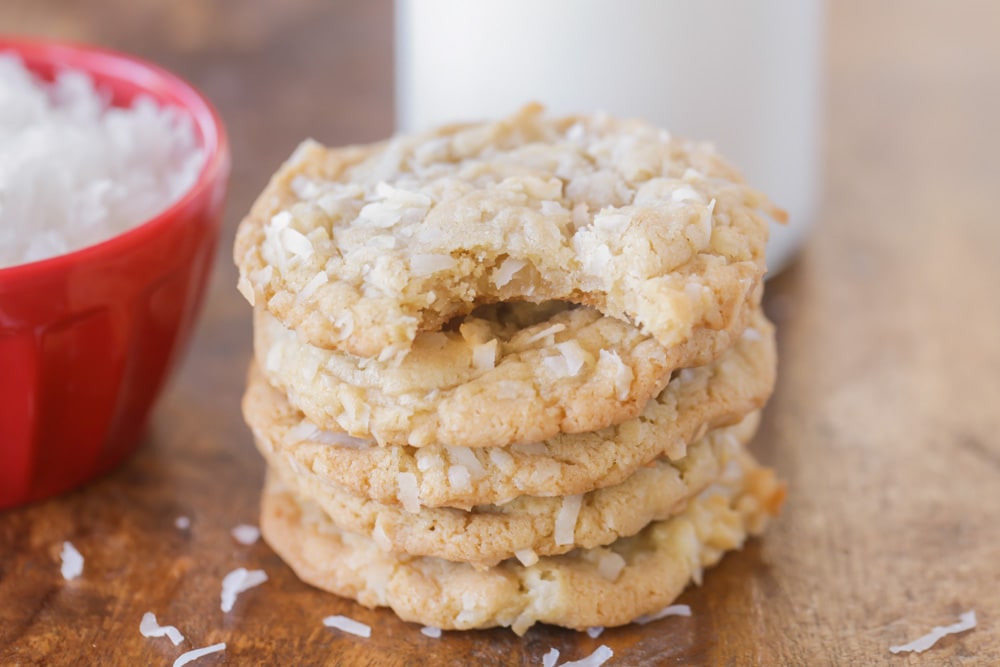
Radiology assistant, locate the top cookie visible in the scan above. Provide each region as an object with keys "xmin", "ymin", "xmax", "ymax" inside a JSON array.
[{"xmin": 234, "ymin": 104, "xmax": 781, "ymax": 358}]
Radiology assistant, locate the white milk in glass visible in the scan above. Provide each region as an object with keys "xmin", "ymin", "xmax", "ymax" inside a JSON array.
[{"xmin": 395, "ymin": 0, "xmax": 825, "ymax": 274}]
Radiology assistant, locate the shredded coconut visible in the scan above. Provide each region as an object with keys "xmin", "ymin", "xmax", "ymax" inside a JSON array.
[
  {"xmin": 323, "ymin": 614, "xmax": 372, "ymax": 638},
  {"xmin": 598, "ymin": 349, "xmax": 633, "ymax": 400},
  {"xmin": 560, "ymin": 645, "xmax": 614, "ymax": 667},
  {"xmin": 447, "ymin": 465, "xmax": 471, "ymax": 490},
  {"xmin": 889, "ymin": 611, "xmax": 977, "ymax": 654},
  {"xmin": 265, "ymin": 342, "xmax": 283, "ymax": 372},
  {"xmin": 372, "ymin": 519, "xmax": 392, "ymax": 551},
  {"xmin": 558, "ymin": 341, "xmax": 589, "ymax": 375},
  {"xmin": 542, "ymin": 647, "xmax": 561, "ymax": 667},
  {"xmin": 236, "ymin": 275, "xmax": 255, "ymax": 305},
  {"xmin": 544, "ymin": 340, "xmax": 589, "ymax": 377},
  {"xmin": 596, "ymin": 551, "xmax": 626, "ymax": 582},
  {"xmin": 487, "ymin": 448, "xmax": 515, "ymax": 471},
  {"xmin": 172, "ymin": 642, "xmax": 225, "ymax": 667},
  {"xmin": 231, "ymin": 524, "xmax": 260, "ymax": 545},
  {"xmin": 410, "ymin": 253, "xmax": 457, "ymax": 276},
  {"xmin": 0, "ymin": 54, "xmax": 206, "ymax": 268},
  {"xmin": 554, "ymin": 495, "xmax": 583, "ymax": 546},
  {"xmin": 635, "ymin": 603, "xmax": 692, "ymax": 625},
  {"xmin": 280, "ymin": 226, "xmax": 313, "ymax": 259},
  {"xmin": 60, "ymin": 541, "xmax": 83, "ymax": 580},
  {"xmin": 471, "ymin": 339, "xmax": 498, "ymax": 371},
  {"xmin": 447, "ymin": 446, "xmax": 487, "ymax": 478},
  {"xmin": 139, "ymin": 611, "xmax": 184, "ymax": 646},
  {"xmin": 288, "ymin": 419, "xmax": 320, "ymax": 442},
  {"xmin": 511, "ymin": 441, "xmax": 548, "ymax": 456},
  {"xmin": 298, "ymin": 270, "xmax": 329, "ymax": 299},
  {"xmin": 416, "ymin": 450, "xmax": 444, "ymax": 472},
  {"xmin": 515, "ymin": 548, "xmax": 540, "ymax": 567},
  {"xmin": 219, "ymin": 567, "xmax": 267, "ymax": 612},
  {"xmin": 704, "ymin": 198, "xmax": 717, "ymax": 238},
  {"xmin": 314, "ymin": 429, "xmax": 373, "ymax": 448},
  {"xmin": 492, "ymin": 257, "xmax": 527, "ymax": 287},
  {"xmin": 586, "ymin": 626, "xmax": 605, "ymax": 638},
  {"xmin": 174, "ymin": 516, "xmax": 191, "ymax": 530},
  {"xmin": 396, "ymin": 472, "xmax": 421, "ymax": 513},
  {"xmin": 420, "ymin": 625, "xmax": 442, "ymax": 638},
  {"xmin": 522, "ymin": 323, "xmax": 566, "ymax": 345}
]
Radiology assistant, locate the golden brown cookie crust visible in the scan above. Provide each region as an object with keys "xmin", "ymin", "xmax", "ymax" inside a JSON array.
[
  {"xmin": 254, "ymin": 297, "xmax": 763, "ymax": 448},
  {"xmin": 243, "ymin": 311, "xmax": 775, "ymax": 508},
  {"xmin": 261, "ymin": 417, "xmax": 755, "ymax": 568},
  {"xmin": 234, "ymin": 105, "xmax": 778, "ymax": 360},
  {"xmin": 259, "ymin": 451, "xmax": 784, "ymax": 634}
]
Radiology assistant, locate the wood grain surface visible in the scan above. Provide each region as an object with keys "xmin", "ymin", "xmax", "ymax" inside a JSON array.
[{"xmin": 2, "ymin": 1, "xmax": 999, "ymax": 665}]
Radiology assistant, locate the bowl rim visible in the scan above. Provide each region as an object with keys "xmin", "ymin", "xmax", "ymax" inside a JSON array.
[{"xmin": 0, "ymin": 37, "xmax": 230, "ymax": 280}]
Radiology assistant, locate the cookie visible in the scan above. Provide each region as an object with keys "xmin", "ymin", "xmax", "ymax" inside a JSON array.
[
  {"xmin": 254, "ymin": 297, "xmax": 762, "ymax": 448},
  {"xmin": 243, "ymin": 311, "xmax": 774, "ymax": 508},
  {"xmin": 259, "ymin": 450, "xmax": 784, "ymax": 634},
  {"xmin": 234, "ymin": 104, "xmax": 781, "ymax": 359},
  {"xmin": 261, "ymin": 417, "xmax": 755, "ymax": 569}
]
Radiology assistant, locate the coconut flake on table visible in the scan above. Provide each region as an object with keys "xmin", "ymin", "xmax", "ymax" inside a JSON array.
[
  {"xmin": 231, "ymin": 524, "xmax": 260, "ymax": 545},
  {"xmin": 60, "ymin": 541, "xmax": 83, "ymax": 580},
  {"xmin": 420, "ymin": 625, "xmax": 442, "ymax": 638},
  {"xmin": 889, "ymin": 610, "xmax": 977, "ymax": 654},
  {"xmin": 634, "ymin": 603, "xmax": 692, "ymax": 625},
  {"xmin": 0, "ymin": 53, "xmax": 205, "ymax": 269},
  {"xmin": 559, "ymin": 645, "xmax": 614, "ymax": 667},
  {"xmin": 174, "ymin": 516, "xmax": 191, "ymax": 530},
  {"xmin": 585, "ymin": 626, "xmax": 605, "ymax": 638},
  {"xmin": 323, "ymin": 614, "xmax": 372, "ymax": 638},
  {"xmin": 139, "ymin": 611, "xmax": 185, "ymax": 646},
  {"xmin": 172, "ymin": 642, "xmax": 225, "ymax": 667},
  {"xmin": 219, "ymin": 567, "xmax": 267, "ymax": 612},
  {"xmin": 541, "ymin": 647, "xmax": 561, "ymax": 667}
]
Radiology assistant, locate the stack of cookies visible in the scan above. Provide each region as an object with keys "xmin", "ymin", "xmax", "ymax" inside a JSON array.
[{"xmin": 234, "ymin": 105, "xmax": 785, "ymax": 634}]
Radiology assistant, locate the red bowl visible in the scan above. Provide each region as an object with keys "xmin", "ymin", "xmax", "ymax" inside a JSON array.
[{"xmin": 0, "ymin": 39, "xmax": 230, "ymax": 509}]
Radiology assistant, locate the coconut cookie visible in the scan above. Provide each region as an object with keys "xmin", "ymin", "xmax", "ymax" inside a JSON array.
[
  {"xmin": 254, "ymin": 296, "xmax": 763, "ymax": 448},
  {"xmin": 259, "ymin": 450, "xmax": 785, "ymax": 634},
  {"xmin": 243, "ymin": 314, "xmax": 774, "ymax": 508},
  {"xmin": 234, "ymin": 104, "xmax": 781, "ymax": 359},
  {"xmin": 261, "ymin": 418, "xmax": 754, "ymax": 569}
]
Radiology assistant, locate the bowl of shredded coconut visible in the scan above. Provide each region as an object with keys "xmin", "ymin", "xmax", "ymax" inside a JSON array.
[{"xmin": 0, "ymin": 38, "xmax": 230, "ymax": 508}]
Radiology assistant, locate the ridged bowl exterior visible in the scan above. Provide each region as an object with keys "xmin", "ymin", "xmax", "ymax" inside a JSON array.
[{"xmin": 0, "ymin": 39, "xmax": 230, "ymax": 508}]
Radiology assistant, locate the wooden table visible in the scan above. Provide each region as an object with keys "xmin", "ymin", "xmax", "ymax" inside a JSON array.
[{"xmin": 2, "ymin": 1, "xmax": 998, "ymax": 664}]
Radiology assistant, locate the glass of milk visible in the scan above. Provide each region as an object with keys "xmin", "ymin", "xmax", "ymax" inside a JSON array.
[{"xmin": 395, "ymin": 0, "xmax": 825, "ymax": 275}]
